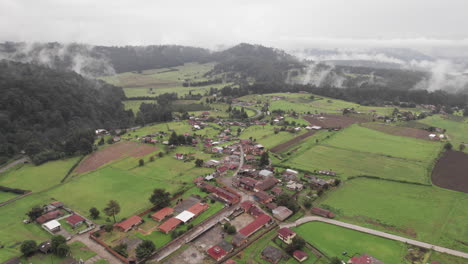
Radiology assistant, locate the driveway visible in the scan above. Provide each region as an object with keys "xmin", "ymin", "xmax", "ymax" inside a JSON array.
[{"xmin": 69, "ymin": 231, "xmax": 123, "ymax": 264}]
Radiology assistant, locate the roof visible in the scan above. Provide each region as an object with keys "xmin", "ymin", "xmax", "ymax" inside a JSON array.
[
  {"xmin": 240, "ymin": 177, "xmax": 258, "ymax": 187},
  {"xmin": 239, "ymin": 214, "xmax": 271, "ymax": 237},
  {"xmin": 114, "ymin": 215, "xmax": 142, "ymax": 231},
  {"xmin": 175, "ymin": 210, "xmax": 195, "ymax": 223},
  {"xmin": 151, "ymin": 207, "xmax": 174, "ymax": 221},
  {"xmin": 66, "ymin": 214, "xmax": 85, "ymax": 225},
  {"xmin": 207, "ymin": 245, "xmax": 227, "ymax": 260},
  {"xmin": 158, "ymin": 217, "xmax": 182, "ymax": 233},
  {"xmin": 284, "ymin": 169, "xmax": 298, "ymax": 175},
  {"xmin": 255, "ymin": 177, "xmax": 278, "ymax": 191},
  {"xmin": 259, "ymin": 169, "xmax": 273, "ymax": 177},
  {"xmin": 261, "ymin": 246, "xmax": 283, "ymax": 261},
  {"xmin": 254, "ymin": 191, "xmax": 273, "ymax": 202},
  {"xmin": 218, "ymin": 240, "xmax": 233, "ymax": 252},
  {"xmin": 187, "ymin": 203, "xmax": 209, "ymax": 216},
  {"xmin": 277, "ymin": 227, "xmax": 295, "ymax": 238},
  {"xmin": 232, "ymin": 233, "xmax": 247, "ymax": 246},
  {"xmin": 50, "ymin": 201, "xmax": 64, "ymax": 207},
  {"xmin": 249, "ymin": 206, "xmax": 264, "ymax": 217},
  {"xmin": 349, "ymin": 254, "xmax": 384, "ymax": 264},
  {"xmin": 311, "ymin": 207, "xmax": 335, "ymax": 218},
  {"xmin": 293, "ymin": 250, "xmax": 308, "ymax": 260},
  {"xmin": 44, "ymin": 220, "xmax": 61, "ymax": 230},
  {"xmin": 36, "ymin": 210, "xmax": 63, "ymax": 224},
  {"xmin": 240, "ymin": 201, "xmax": 254, "ymax": 211},
  {"xmin": 272, "ymin": 206, "xmax": 293, "ymax": 221},
  {"xmin": 271, "ymin": 187, "xmax": 283, "ymax": 195},
  {"xmin": 266, "ymin": 203, "xmax": 278, "ymax": 210}
]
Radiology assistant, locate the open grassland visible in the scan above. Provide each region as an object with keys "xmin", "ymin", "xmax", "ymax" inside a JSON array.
[
  {"xmin": 429, "ymin": 251, "xmax": 468, "ymax": 264},
  {"xmin": 419, "ymin": 115, "xmax": 468, "ymax": 153},
  {"xmin": 324, "ymin": 125, "xmax": 441, "ymax": 161},
  {"xmin": 319, "ymin": 178, "xmax": 468, "ymax": 252},
  {"xmin": 126, "ymin": 121, "xmax": 222, "ymax": 140},
  {"xmin": 284, "ymin": 145, "xmax": 430, "ymax": 183},
  {"xmin": 0, "ymin": 157, "xmax": 80, "ymax": 192},
  {"xmin": 17, "ymin": 241, "xmax": 96, "ymax": 264},
  {"xmin": 123, "ymin": 100, "xmax": 155, "ymax": 113},
  {"xmin": 294, "ymin": 222, "xmax": 407, "ymax": 263},
  {"xmin": 240, "ymin": 125, "xmax": 307, "ymax": 149},
  {"xmin": 238, "ymin": 93, "xmax": 426, "ymax": 116},
  {"xmin": 0, "ymin": 191, "xmax": 18, "ymax": 203}
]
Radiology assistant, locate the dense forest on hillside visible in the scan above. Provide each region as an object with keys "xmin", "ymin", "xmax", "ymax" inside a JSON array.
[{"xmin": 0, "ymin": 60, "xmax": 134, "ymax": 164}]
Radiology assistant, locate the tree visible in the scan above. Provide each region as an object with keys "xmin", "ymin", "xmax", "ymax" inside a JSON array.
[
  {"xmin": 169, "ymin": 131, "xmax": 178, "ymax": 145},
  {"xmin": 285, "ymin": 237, "xmax": 305, "ymax": 254},
  {"xmin": 149, "ymin": 189, "xmax": 171, "ymax": 210},
  {"xmin": 259, "ymin": 152, "xmax": 269, "ymax": 167},
  {"xmin": 21, "ymin": 240, "xmax": 37, "ymax": 256},
  {"xmin": 136, "ymin": 240, "xmax": 156, "ymax": 259},
  {"xmin": 195, "ymin": 158, "xmax": 204, "ymax": 167},
  {"xmin": 139, "ymin": 159, "xmax": 144, "ymax": 166},
  {"xmin": 89, "ymin": 207, "xmax": 100, "ymax": 219},
  {"xmin": 226, "ymin": 225, "xmax": 236, "ymax": 235},
  {"xmin": 444, "ymin": 142, "xmax": 453, "ymax": 150},
  {"xmin": 460, "ymin": 144, "xmax": 466, "ymax": 152},
  {"xmin": 149, "ymin": 156, "xmax": 155, "ymax": 162},
  {"xmin": 56, "ymin": 244, "xmax": 70, "ymax": 257},
  {"xmin": 103, "ymin": 200, "xmax": 121, "ymax": 223},
  {"xmin": 27, "ymin": 206, "xmax": 44, "ymax": 221},
  {"xmin": 51, "ymin": 235, "xmax": 67, "ymax": 253},
  {"xmin": 330, "ymin": 257, "xmax": 342, "ymax": 264}
]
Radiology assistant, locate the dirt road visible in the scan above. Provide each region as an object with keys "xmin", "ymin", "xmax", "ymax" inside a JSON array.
[{"xmin": 0, "ymin": 157, "xmax": 30, "ymax": 174}]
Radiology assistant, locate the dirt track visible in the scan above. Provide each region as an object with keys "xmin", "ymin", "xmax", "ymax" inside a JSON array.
[
  {"xmin": 432, "ymin": 150, "xmax": 468, "ymax": 193},
  {"xmin": 270, "ymin": 131, "xmax": 316, "ymax": 153},
  {"xmin": 75, "ymin": 142, "xmax": 157, "ymax": 173}
]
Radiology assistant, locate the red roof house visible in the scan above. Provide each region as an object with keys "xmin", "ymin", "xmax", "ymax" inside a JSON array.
[
  {"xmin": 240, "ymin": 201, "xmax": 254, "ymax": 212},
  {"xmin": 207, "ymin": 245, "xmax": 227, "ymax": 261},
  {"xmin": 114, "ymin": 215, "xmax": 143, "ymax": 232},
  {"xmin": 65, "ymin": 214, "xmax": 85, "ymax": 228},
  {"xmin": 348, "ymin": 254, "xmax": 384, "ymax": 264},
  {"xmin": 311, "ymin": 207, "xmax": 335, "ymax": 218},
  {"xmin": 187, "ymin": 203, "xmax": 209, "ymax": 216},
  {"xmin": 158, "ymin": 217, "xmax": 182, "ymax": 234},
  {"xmin": 293, "ymin": 250, "xmax": 309, "ymax": 262},
  {"xmin": 277, "ymin": 227, "xmax": 296, "ymax": 244},
  {"xmin": 151, "ymin": 207, "xmax": 174, "ymax": 222},
  {"xmin": 36, "ymin": 210, "xmax": 63, "ymax": 224},
  {"xmin": 239, "ymin": 214, "xmax": 272, "ymax": 237}
]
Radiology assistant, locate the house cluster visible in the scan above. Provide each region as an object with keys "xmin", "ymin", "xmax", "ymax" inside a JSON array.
[
  {"xmin": 305, "ymin": 175, "xmax": 336, "ymax": 190},
  {"xmin": 197, "ymin": 182, "xmax": 240, "ymax": 205},
  {"xmin": 259, "ymin": 227, "xmax": 310, "ymax": 264},
  {"xmin": 139, "ymin": 131, "xmax": 167, "ymax": 144},
  {"xmin": 428, "ymin": 133, "xmax": 445, "ymax": 141}
]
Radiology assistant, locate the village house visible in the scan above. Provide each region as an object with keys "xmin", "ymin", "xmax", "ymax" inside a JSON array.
[
  {"xmin": 204, "ymin": 160, "xmax": 220, "ymax": 168},
  {"xmin": 318, "ymin": 170, "xmax": 337, "ymax": 176},
  {"xmin": 261, "ymin": 246, "xmax": 283, "ymax": 264},
  {"xmin": 253, "ymin": 191, "xmax": 273, "ymax": 204},
  {"xmin": 254, "ymin": 177, "xmax": 279, "ymax": 192},
  {"xmin": 151, "ymin": 207, "xmax": 174, "ymax": 222},
  {"xmin": 65, "ymin": 214, "xmax": 85, "ymax": 228},
  {"xmin": 207, "ymin": 245, "xmax": 227, "ymax": 261},
  {"xmin": 286, "ymin": 181, "xmax": 304, "ymax": 191},
  {"xmin": 238, "ymin": 214, "xmax": 272, "ymax": 237},
  {"xmin": 306, "ymin": 175, "xmax": 329, "ymax": 189},
  {"xmin": 158, "ymin": 217, "xmax": 182, "ymax": 234},
  {"xmin": 272, "ymin": 206, "xmax": 293, "ymax": 221},
  {"xmin": 38, "ymin": 241, "xmax": 52, "ymax": 254},
  {"xmin": 114, "ymin": 215, "xmax": 143, "ymax": 232},
  {"xmin": 200, "ymin": 182, "xmax": 239, "ymax": 205},
  {"xmin": 43, "ymin": 220, "xmax": 61, "ymax": 233},
  {"xmin": 293, "ymin": 250, "xmax": 309, "ymax": 262},
  {"xmin": 266, "ymin": 203, "xmax": 278, "ymax": 210},
  {"xmin": 348, "ymin": 254, "xmax": 384, "ymax": 264},
  {"xmin": 311, "ymin": 207, "xmax": 335, "ymax": 218},
  {"xmin": 36, "ymin": 210, "xmax": 64, "ymax": 224},
  {"xmin": 232, "ymin": 233, "xmax": 248, "ymax": 247},
  {"xmin": 258, "ymin": 169, "xmax": 274, "ymax": 178},
  {"xmin": 277, "ymin": 227, "xmax": 296, "ymax": 244},
  {"xmin": 271, "ymin": 187, "xmax": 283, "ymax": 196},
  {"xmin": 282, "ymin": 169, "xmax": 299, "ymax": 181},
  {"xmin": 238, "ymin": 177, "xmax": 259, "ymax": 191}
]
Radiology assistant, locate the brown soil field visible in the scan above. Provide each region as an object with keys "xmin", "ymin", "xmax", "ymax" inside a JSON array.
[
  {"xmin": 303, "ymin": 114, "xmax": 366, "ymax": 129},
  {"xmin": 75, "ymin": 142, "xmax": 157, "ymax": 173},
  {"xmin": 270, "ymin": 131, "xmax": 315, "ymax": 153},
  {"xmin": 362, "ymin": 123, "xmax": 432, "ymax": 140},
  {"xmin": 431, "ymin": 150, "xmax": 468, "ymax": 193}
]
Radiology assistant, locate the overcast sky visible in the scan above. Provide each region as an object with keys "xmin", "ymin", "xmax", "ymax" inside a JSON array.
[{"xmin": 1, "ymin": 0, "xmax": 468, "ymax": 50}]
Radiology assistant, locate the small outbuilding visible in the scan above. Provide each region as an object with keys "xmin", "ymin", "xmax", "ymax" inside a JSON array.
[
  {"xmin": 66, "ymin": 214, "xmax": 85, "ymax": 228},
  {"xmin": 261, "ymin": 246, "xmax": 283, "ymax": 264},
  {"xmin": 43, "ymin": 220, "xmax": 61, "ymax": 233},
  {"xmin": 293, "ymin": 250, "xmax": 309, "ymax": 262},
  {"xmin": 151, "ymin": 207, "xmax": 174, "ymax": 222}
]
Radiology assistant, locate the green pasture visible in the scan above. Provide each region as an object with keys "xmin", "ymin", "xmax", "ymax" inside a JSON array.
[
  {"xmin": 0, "ymin": 157, "xmax": 80, "ymax": 192},
  {"xmin": 240, "ymin": 125, "xmax": 307, "ymax": 149},
  {"xmin": 294, "ymin": 222, "xmax": 407, "ymax": 263},
  {"xmin": 429, "ymin": 251, "xmax": 468, "ymax": 264},
  {"xmin": 123, "ymin": 100, "xmax": 155, "ymax": 114},
  {"xmin": 0, "ymin": 191, "xmax": 18, "ymax": 203},
  {"xmin": 419, "ymin": 114, "xmax": 468, "ymax": 153},
  {"xmin": 125, "ymin": 121, "xmax": 221, "ymax": 140},
  {"xmin": 319, "ymin": 178, "xmax": 468, "ymax": 252}
]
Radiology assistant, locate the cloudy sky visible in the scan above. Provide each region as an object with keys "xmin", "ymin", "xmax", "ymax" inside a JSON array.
[{"xmin": 1, "ymin": 0, "xmax": 468, "ymax": 50}]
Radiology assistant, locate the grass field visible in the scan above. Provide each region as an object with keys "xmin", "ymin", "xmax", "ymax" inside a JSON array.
[
  {"xmin": 0, "ymin": 157, "xmax": 80, "ymax": 192},
  {"xmin": 319, "ymin": 178, "xmax": 468, "ymax": 252},
  {"xmin": 294, "ymin": 222, "xmax": 407, "ymax": 263},
  {"xmin": 125, "ymin": 121, "xmax": 222, "ymax": 140},
  {"xmin": 123, "ymin": 100, "xmax": 155, "ymax": 114},
  {"xmin": 429, "ymin": 251, "xmax": 468, "ymax": 264},
  {"xmin": 240, "ymin": 125, "xmax": 307, "ymax": 149},
  {"xmin": 419, "ymin": 114, "xmax": 468, "ymax": 153},
  {"xmin": 0, "ymin": 191, "xmax": 18, "ymax": 203}
]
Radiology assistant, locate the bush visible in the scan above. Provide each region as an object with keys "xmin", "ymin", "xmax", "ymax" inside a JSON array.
[
  {"xmin": 56, "ymin": 244, "xmax": 70, "ymax": 258},
  {"xmin": 136, "ymin": 240, "xmax": 156, "ymax": 259},
  {"xmin": 444, "ymin": 142, "xmax": 453, "ymax": 150},
  {"xmin": 104, "ymin": 224, "xmax": 113, "ymax": 232},
  {"xmin": 139, "ymin": 159, "xmax": 145, "ymax": 166},
  {"xmin": 226, "ymin": 225, "xmax": 236, "ymax": 235},
  {"xmin": 21, "ymin": 240, "xmax": 37, "ymax": 256},
  {"xmin": 113, "ymin": 243, "xmax": 128, "ymax": 257}
]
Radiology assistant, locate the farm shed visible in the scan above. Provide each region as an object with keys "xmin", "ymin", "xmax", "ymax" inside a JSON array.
[
  {"xmin": 151, "ymin": 207, "xmax": 174, "ymax": 222},
  {"xmin": 272, "ymin": 206, "xmax": 293, "ymax": 221},
  {"xmin": 261, "ymin": 246, "xmax": 283, "ymax": 264},
  {"xmin": 114, "ymin": 215, "xmax": 143, "ymax": 232},
  {"xmin": 43, "ymin": 220, "xmax": 61, "ymax": 233},
  {"xmin": 65, "ymin": 214, "xmax": 85, "ymax": 228},
  {"xmin": 311, "ymin": 207, "xmax": 335, "ymax": 218},
  {"xmin": 175, "ymin": 211, "xmax": 196, "ymax": 223},
  {"xmin": 293, "ymin": 250, "xmax": 309, "ymax": 262}
]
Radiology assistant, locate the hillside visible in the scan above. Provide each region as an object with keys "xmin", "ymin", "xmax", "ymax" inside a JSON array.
[{"xmin": 0, "ymin": 60, "xmax": 133, "ymax": 164}]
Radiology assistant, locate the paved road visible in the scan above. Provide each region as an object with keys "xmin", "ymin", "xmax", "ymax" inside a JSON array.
[
  {"xmin": 280, "ymin": 216, "xmax": 468, "ymax": 259},
  {"xmin": 69, "ymin": 231, "xmax": 122, "ymax": 264},
  {"xmin": 0, "ymin": 157, "xmax": 30, "ymax": 174}
]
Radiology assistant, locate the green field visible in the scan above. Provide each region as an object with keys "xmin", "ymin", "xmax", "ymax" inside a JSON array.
[
  {"xmin": 0, "ymin": 157, "xmax": 80, "ymax": 192},
  {"xmin": 125, "ymin": 121, "xmax": 222, "ymax": 140},
  {"xmin": 0, "ymin": 191, "xmax": 18, "ymax": 203},
  {"xmin": 281, "ymin": 124, "xmax": 440, "ymax": 184},
  {"xmin": 429, "ymin": 251, "xmax": 468, "ymax": 264},
  {"xmin": 419, "ymin": 115, "xmax": 468, "ymax": 153},
  {"xmin": 319, "ymin": 178, "xmax": 468, "ymax": 252},
  {"xmin": 294, "ymin": 222, "xmax": 407, "ymax": 263},
  {"xmin": 240, "ymin": 125, "xmax": 307, "ymax": 149},
  {"xmin": 123, "ymin": 100, "xmax": 155, "ymax": 114}
]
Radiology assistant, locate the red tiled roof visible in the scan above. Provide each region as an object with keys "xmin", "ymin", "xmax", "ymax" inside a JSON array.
[
  {"xmin": 158, "ymin": 217, "xmax": 182, "ymax": 233},
  {"xmin": 151, "ymin": 207, "xmax": 174, "ymax": 221},
  {"xmin": 277, "ymin": 227, "xmax": 295, "ymax": 238},
  {"xmin": 240, "ymin": 201, "xmax": 254, "ymax": 212},
  {"xmin": 293, "ymin": 250, "xmax": 308, "ymax": 260},
  {"xmin": 239, "ymin": 214, "xmax": 271, "ymax": 237},
  {"xmin": 249, "ymin": 206, "xmax": 263, "ymax": 217},
  {"xmin": 311, "ymin": 207, "xmax": 335, "ymax": 218},
  {"xmin": 207, "ymin": 245, "xmax": 227, "ymax": 261},
  {"xmin": 217, "ymin": 166, "xmax": 229, "ymax": 173},
  {"xmin": 66, "ymin": 214, "xmax": 85, "ymax": 226},
  {"xmin": 36, "ymin": 210, "xmax": 63, "ymax": 224},
  {"xmin": 114, "ymin": 215, "xmax": 142, "ymax": 231},
  {"xmin": 187, "ymin": 203, "xmax": 209, "ymax": 216}
]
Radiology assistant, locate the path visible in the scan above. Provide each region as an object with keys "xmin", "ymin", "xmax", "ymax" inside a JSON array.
[
  {"xmin": 233, "ymin": 104, "xmax": 262, "ymax": 120},
  {"xmin": 280, "ymin": 216, "xmax": 468, "ymax": 259},
  {"xmin": 0, "ymin": 157, "xmax": 30, "ymax": 174},
  {"xmin": 69, "ymin": 231, "xmax": 122, "ymax": 264}
]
